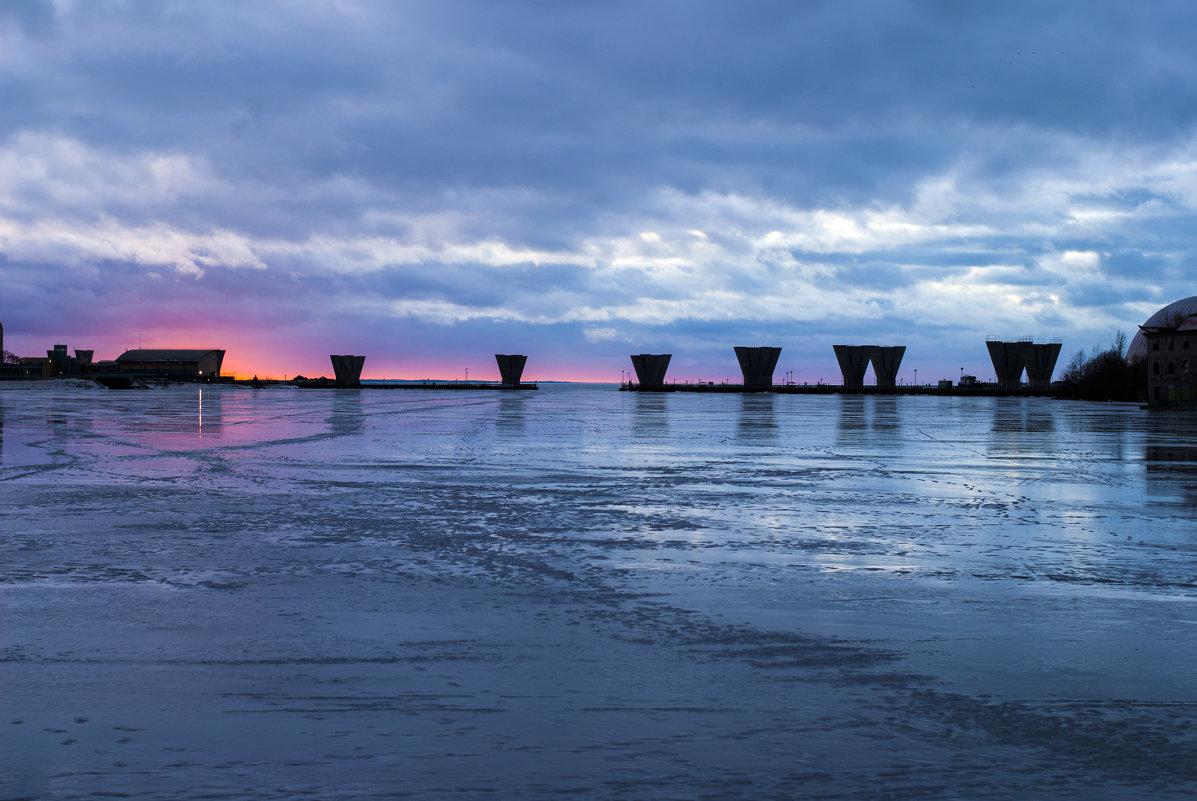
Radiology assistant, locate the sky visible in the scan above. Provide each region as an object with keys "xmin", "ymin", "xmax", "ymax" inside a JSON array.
[{"xmin": 2, "ymin": 0, "xmax": 1196, "ymax": 382}]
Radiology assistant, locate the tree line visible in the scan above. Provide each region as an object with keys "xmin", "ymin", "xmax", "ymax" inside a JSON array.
[{"xmin": 1057, "ymin": 330, "xmax": 1146, "ymax": 402}]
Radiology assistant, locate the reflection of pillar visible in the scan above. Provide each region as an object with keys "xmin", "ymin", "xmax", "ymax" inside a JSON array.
[
  {"xmin": 833, "ymin": 345, "xmax": 870, "ymax": 388},
  {"xmin": 497, "ymin": 393, "xmax": 526, "ymax": 434},
  {"xmin": 868, "ymin": 345, "xmax": 906, "ymax": 389},
  {"xmin": 734, "ymin": 346, "xmax": 782, "ymax": 388},
  {"xmin": 329, "ymin": 354, "xmax": 366, "ymax": 386},
  {"xmin": 738, "ymin": 393, "xmax": 776, "ymax": 438},
  {"xmin": 1025, "ymin": 343, "xmax": 1062, "ymax": 390},
  {"xmin": 632, "ymin": 392, "xmax": 668, "ymax": 434},
  {"xmin": 630, "ymin": 354, "xmax": 671, "ymax": 386},
  {"xmin": 495, "ymin": 354, "xmax": 528, "ymax": 386},
  {"xmin": 986, "ymin": 341, "xmax": 1027, "ymax": 389}
]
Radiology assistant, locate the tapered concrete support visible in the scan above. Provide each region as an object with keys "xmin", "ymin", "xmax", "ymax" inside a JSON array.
[
  {"xmin": 986, "ymin": 341, "xmax": 1029, "ymax": 389},
  {"xmin": 75, "ymin": 349, "xmax": 93, "ymax": 366},
  {"xmin": 833, "ymin": 345, "xmax": 870, "ymax": 388},
  {"xmin": 868, "ymin": 345, "xmax": 906, "ymax": 389},
  {"xmin": 495, "ymin": 354, "xmax": 528, "ymax": 386},
  {"xmin": 630, "ymin": 354, "xmax": 671, "ymax": 387},
  {"xmin": 1025, "ymin": 343, "xmax": 1062, "ymax": 390},
  {"xmin": 734, "ymin": 346, "xmax": 782, "ymax": 388},
  {"xmin": 330, "ymin": 354, "xmax": 366, "ymax": 386}
]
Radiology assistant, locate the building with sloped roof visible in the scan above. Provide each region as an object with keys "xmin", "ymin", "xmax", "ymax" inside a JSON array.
[{"xmin": 114, "ymin": 349, "xmax": 225, "ymax": 381}]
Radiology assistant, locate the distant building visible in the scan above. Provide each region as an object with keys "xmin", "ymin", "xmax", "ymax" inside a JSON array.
[
  {"xmin": 1140, "ymin": 316, "xmax": 1197, "ymax": 409},
  {"xmin": 4, "ymin": 344, "xmax": 93, "ymax": 378},
  {"xmin": 114, "ymin": 349, "xmax": 226, "ymax": 381}
]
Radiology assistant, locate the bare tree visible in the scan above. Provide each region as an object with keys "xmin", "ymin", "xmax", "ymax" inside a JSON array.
[
  {"xmin": 1062, "ymin": 349, "xmax": 1087, "ymax": 383},
  {"xmin": 1112, "ymin": 330, "xmax": 1128, "ymax": 359},
  {"xmin": 1, "ymin": 349, "xmax": 20, "ymax": 365}
]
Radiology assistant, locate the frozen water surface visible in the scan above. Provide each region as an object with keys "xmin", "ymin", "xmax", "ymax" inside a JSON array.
[{"xmin": 1, "ymin": 383, "xmax": 1195, "ymax": 799}]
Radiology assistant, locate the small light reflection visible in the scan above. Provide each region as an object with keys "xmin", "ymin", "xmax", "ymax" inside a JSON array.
[{"xmin": 198, "ymin": 387, "xmax": 203, "ymax": 437}]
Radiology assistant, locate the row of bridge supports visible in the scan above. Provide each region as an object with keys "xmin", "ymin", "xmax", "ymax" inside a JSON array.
[
  {"xmin": 326, "ymin": 353, "xmax": 529, "ymax": 387},
  {"xmin": 330, "ymin": 341, "xmax": 1062, "ymax": 390},
  {"xmin": 630, "ymin": 341, "xmax": 1062, "ymax": 389},
  {"xmin": 630, "ymin": 345, "xmax": 906, "ymax": 388}
]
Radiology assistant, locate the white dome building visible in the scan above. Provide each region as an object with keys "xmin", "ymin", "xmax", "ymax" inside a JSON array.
[{"xmin": 1127, "ymin": 296, "xmax": 1197, "ymax": 361}]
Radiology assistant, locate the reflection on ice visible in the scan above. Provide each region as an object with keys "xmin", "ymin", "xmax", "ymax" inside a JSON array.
[
  {"xmin": 496, "ymin": 391, "xmax": 527, "ymax": 435},
  {"xmin": 631, "ymin": 391, "xmax": 668, "ymax": 437},
  {"xmin": 326, "ymin": 387, "xmax": 364, "ymax": 437},
  {"xmin": 836, "ymin": 395, "xmax": 903, "ymax": 449},
  {"xmin": 196, "ymin": 385, "xmax": 227, "ymax": 436},
  {"xmin": 737, "ymin": 392, "xmax": 776, "ymax": 439},
  {"xmin": 989, "ymin": 396, "xmax": 1057, "ymax": 456},
  {"xmin": 1, "ymin": 385, "xmax": 1196, "ymax": 799}
]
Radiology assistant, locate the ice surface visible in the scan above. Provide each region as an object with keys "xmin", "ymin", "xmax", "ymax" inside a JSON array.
[{"xmin": 1, "ymin": 383, "xmax": 1195, "ymax": 799}]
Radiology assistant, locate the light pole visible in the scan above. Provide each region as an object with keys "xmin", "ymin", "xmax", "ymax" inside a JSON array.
[{"xmin": 913, "ymin": 368, "xmax": 918, "ymax": 386}]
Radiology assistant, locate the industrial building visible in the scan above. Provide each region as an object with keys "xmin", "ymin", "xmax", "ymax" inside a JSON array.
[
  {"xmin": 985, "ymin": 339, "xmax": 1062, "ymax": 390},
  {"xmin": 1140, "ymin": 315, "xmax": 1197, "ymax": 409},
  {"xmin": 832, "ymin": 345, "xmax": 906, "ymax": 388},
  {"xmin": 0, "ymin": 339, "xmax": 97, "ymax": 380},
  {"xmin": 114, "ymin": 349, "xmax": 226, "ymax": 381},
  {"xmin": 0, "ymin": 322, "xmax": 225, "ymax": 383}
]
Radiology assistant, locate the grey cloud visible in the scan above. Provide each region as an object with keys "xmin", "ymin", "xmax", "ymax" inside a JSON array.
[{"xmin": 4, "ymin": 0, "xmax": 1197, "ymax": 379}]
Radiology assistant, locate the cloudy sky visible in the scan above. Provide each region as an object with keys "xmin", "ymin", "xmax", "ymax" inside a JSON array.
[{"xmin": 2, "ymin": 0, "xmax": 1195, "ymax": 381}]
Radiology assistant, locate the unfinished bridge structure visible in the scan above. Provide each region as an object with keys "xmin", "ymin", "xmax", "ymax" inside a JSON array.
[
  {"xmin": 985, "ymin": 339, "xmax": 1062, "ymax": 390},
  {"xmin": 734, "ymin": 346, "xmax": 782, "ymax": 389},
  {"xmin": 329, "ymin": 354, "xmax": 366, "ymax": 387},
  {"xmin": 495, "ymin": 354, "xmax": 528, "ymax": 386},
  {"xmin": 629, "ymin": 354, "xmax": 672, "ymax": 387},
  {"xmin": 833, "ymin": 345, "xmax": 907, "ymax": 388}
]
